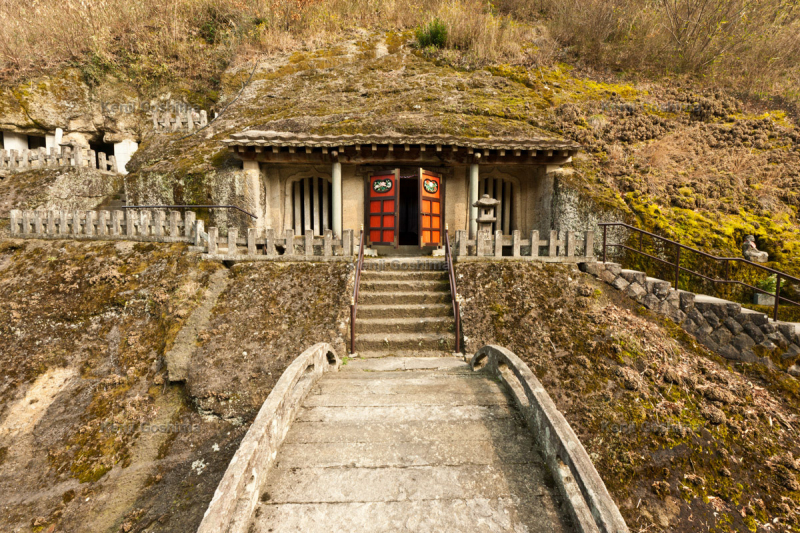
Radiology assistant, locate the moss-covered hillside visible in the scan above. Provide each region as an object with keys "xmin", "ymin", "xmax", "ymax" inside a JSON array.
[{"xmin": 459, "ymin": 261, "xmax": 800, "ymax": 533}]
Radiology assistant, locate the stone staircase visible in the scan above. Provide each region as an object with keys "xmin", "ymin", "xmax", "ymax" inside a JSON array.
[
  {"xmin": 356, "ymin": 261, "xmax": 457, "ymax": 358},
  {"xmin": 251, "ymin": 357, "xmax": 573, "ymax": 532}
]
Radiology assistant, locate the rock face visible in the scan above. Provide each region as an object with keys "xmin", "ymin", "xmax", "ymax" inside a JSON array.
[
  {"xmin": 581, "ymin": 262, "xmax": 800, "ymax": 373},
  {"xmin": 742, "ymin": 235, "xmax": 769, "ymax": 263}
]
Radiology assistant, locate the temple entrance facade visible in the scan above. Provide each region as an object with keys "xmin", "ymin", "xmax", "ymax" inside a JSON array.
[{"xmin": 225, "ymin": 132, "xmax": 580, "ymax": 255}]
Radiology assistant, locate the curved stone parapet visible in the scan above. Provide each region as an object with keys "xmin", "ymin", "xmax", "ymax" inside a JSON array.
[
  {"xmin": 471, "ymin": 345, "xmax": 629, "ymax": 533},
  {"xmin": 197, "ymin": 343, "xmax": 341, "ymax": 533}
]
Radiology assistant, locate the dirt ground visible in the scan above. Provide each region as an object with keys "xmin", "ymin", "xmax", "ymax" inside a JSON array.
[
  {"xmin": 457, "ymin": 261, "xmax": 800, "ymax": 533},
  {"xmin": 0, "ymin": 240, "xmax": 351, "ymax": 533}
]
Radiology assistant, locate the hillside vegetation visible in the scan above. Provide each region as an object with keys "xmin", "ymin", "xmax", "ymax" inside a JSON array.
[{"xmin": 1, "ymin": 0, "xmax": 799, "ymax": 107}]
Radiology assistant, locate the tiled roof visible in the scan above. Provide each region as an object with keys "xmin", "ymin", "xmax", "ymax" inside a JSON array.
[{"xmin": 225, "ymin": 131, "xmax": 580, "ymax": 151}]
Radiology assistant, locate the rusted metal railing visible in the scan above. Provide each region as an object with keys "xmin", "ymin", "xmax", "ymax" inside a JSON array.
[
  {"xmin": 349, "ymin": 226, "xmax": 366, "ymax": 354},
  {"xmin": 444, "ymin": 225, "xmax": 462, "ymax": 354},
  {"xmin": 599, "ymin": 222, "xmax": 800, "ymax": 321}
]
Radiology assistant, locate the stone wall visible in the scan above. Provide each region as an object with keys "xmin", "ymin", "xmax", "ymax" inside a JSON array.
[{"xmin": 581, "ymin": 262, "xmax": 800, "ymax": 374}]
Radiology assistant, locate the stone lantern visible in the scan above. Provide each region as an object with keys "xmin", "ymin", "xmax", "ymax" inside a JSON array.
[{"xmin": 473, "ymin": 194, "xmax": 500, "ymax": 234}]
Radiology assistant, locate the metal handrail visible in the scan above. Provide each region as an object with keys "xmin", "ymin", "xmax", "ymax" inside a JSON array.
[
  {"xmin": 444, "ymin": 226, "xmax": 462, "ymax": 354},
  {"xmin": 349, "ymin": 226, "xmax": 366, "ymax": 354},
  {"xmin": 599, "ymin": 222, "xmax": 800, "ymax": 321},
  {"xmin": 121, "ymin": 205, "xmax": 257, "ymax": 219}
]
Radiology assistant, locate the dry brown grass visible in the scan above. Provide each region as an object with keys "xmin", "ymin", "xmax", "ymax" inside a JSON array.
[{"xmin": 0, "ymin": 0, "xmax": 797, "ymax": 106}]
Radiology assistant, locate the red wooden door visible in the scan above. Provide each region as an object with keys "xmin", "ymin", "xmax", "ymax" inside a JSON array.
[
  {"xmin": 419, "ymin": 169, "xmax": 442, "ymax": 247},
  {"xmin": 367, "ymin": 171, "xmax": 399, "ymax": 247}
]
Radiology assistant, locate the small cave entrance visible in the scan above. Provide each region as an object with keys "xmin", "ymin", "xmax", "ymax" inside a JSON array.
[
  {"xmin": 27, "ymin": 135, "xmax": 47, "ymax": 150},
  {"xmin": 89, "ymin": 138, "xmax": 115, "ymax": 168}
]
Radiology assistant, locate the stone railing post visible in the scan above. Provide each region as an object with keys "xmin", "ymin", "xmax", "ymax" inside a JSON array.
[
  {"xmin": 566, "ymin": 231, "xmax": 576, "ymax": 257},
  {"xmin": 194, "ymin": 220, "xmax": 205, "ymax": 247},
  {"xmin": 47, "ymin": 211, "xmax": 56, "ymax": 235},
  {"xmin": 584, "ymin": 231, "xmax": 594, "ymax": 258},
  {"xmin": 9, "ymin": 209, "xmax": 20, "ymax": 235},
  {"xmin": 185, "ymin": 211, "xmax": 196, "ymax": 239},
  {"xmin": 546, "ymin": 230, "xmax": 556, "ymax": 257},
  {"xmin": 247, "ymin": 228, "xmax": 257, "ymax": 255},
  {"xmin": 169, "ymin": 211, "xmax": 180, "ymax": 237},
  {"xmin": 305, "ymin": 230, "xmax": 314, "ymax": 257},
  {"xmin": 323, "ymin": 229, "xmax": 333, "ymax": 256},
  {"xmin": 153, "ymin": 211, "xmax": 165, "ymax": 237},
  {"xmin": 494, "ymin": 230, "xmax": 503, "ymax": 257},
  {"xmin": 140, "ymin": 211, "xmax": 152, "ymax": 237},
  {"xmin": 109, "ymin": 155, "xmax": 118, "ymax": 173},
  {"xmin": 97, "ymin": 211, "xmax": 108, "ymax": 236},
  {"xmin": 71, "ymin": 211, "xmax": 81, "ymax": 236},
  {"xmin": 59, "ymin": 211, "xmax": 68, "ymax": 235},
  {"xmin": 207, "ymin": 227, "xmax": 218, "ymax": 254},
  {"xmin": 529, "ymin": 230, "xmax": 539, "ymax": 257},
  {"xmin": 34, "ymin": 210, "xmax": 43, "ymax": 234},
  {"xmin": 342, "ymin": 229, "xmax": 352, "ymax": 257},
  {"xmin": 200, "ymin": 110, "xmax": 208, "ymax": 126},
  {"xmin": 227, "ymin": 228, "xmax": 238, "ymax": 255},
  {"xmin": 265, "ymin": 228, "xmax": 276, "ymax": 256},
  {"xmin": 20, "ymin": 210, "xmax": 32, "ymax": 234},
  {"xmin": 284, "ymin": 229, "xmax": 295, "ymax": 255},
  {"xmin": 84, "ymin": 210, "xmax": 95, "ymax": 236},
  {"xmin": 125, "ymin": 210, "xmax": 135, "ymax": 236},
  {"xmin": 512, "ymin": 230, "xmax": 521, "ymax": 257},
  {"xmin": 456, "ymin": 230, "xmax": 467, "ymax": 256}
]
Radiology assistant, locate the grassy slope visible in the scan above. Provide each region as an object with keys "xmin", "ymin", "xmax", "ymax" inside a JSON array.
[{"xmin": 458, "ymin": 261, "xmax": 800, "ymax": 533}]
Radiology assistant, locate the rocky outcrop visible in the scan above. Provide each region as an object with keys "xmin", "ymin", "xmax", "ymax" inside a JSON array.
[{"xmin": 581, "ymin": 262, "xmax": 800, "ymax": 372}]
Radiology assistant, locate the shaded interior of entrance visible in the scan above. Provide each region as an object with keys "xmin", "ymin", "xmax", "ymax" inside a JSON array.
[{"xmin": 398, "ymin": 176, "xmax": 419, "ymax": 246}]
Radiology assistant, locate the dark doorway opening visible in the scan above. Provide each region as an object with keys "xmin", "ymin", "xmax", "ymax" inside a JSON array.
[
  {"xmin": 28, "ymin": 135, "xmax": 47, "ymax": 150},
  {"xmin": 89, "ymin": 139, "xmax": 115, "ymax": 168},
  {"xmin": 398, "ymin": 176, "xmax": 419, "ymax": 245}
]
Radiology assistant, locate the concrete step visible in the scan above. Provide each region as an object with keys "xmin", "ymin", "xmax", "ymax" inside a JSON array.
[
  {"xmin": 357, "ymin": 303, "xmax": 452, "ymax": 319},
  {"xmin": 355, "ymin": 317, "xmax": 454, "ymax": 334},
  {"xmin": 274, "ymin": 438, "xmax": 535, "ymax": 469},
  {"xmin": 253, "ymin": 497, "xmax": 571, "ymax": 533},
  {"xmin": 358, "ymin": 291, "xmax": 452, "ymax": 305},
  {"xmin": 297, "ymin": 404, "xmax": 517, "ymax": 424},
  {"xmin": 356, "ymin": 332, "xmax": 455, "ymax": 351},
  {"xmin": 283, "ymin": 418, "xmax": 527, "ymax": 444},
  {"xmin": 360, "ymin": 270, "xmax": 449, "ymax": 281},
  {"xmin": 340, "ymin": 357, "xmax": 467, "ymax": 372},
  {"xmin": 359, "ymin": 279, "xmax": 450, "ymax": 292},
  {"xmin": 304, "ymin": 390, "xmax": 510, "ymax": 407},
  {"xmin": 263, "ymin": 464, "xmax": 548, "ymax": 504},
  {"xmin": 356, "ymin": 350, "xmax": 455, "ymax": 359}
]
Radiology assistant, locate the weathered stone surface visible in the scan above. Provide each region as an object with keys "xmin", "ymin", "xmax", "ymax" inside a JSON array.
[
  {"xmin": 732, "ymin": 334, "xmax": 756, "ymax": 351},
  {"xmin": 767, "ymin": 332, "xmax": 789, "ymax": 350},
  {"xmin": 604, "ymin": 262, "xmax": 622, "ymax": 276},
  {"xmin": 703, "ymin": 311, "xmax": 722, "ymax": 329},
  {"xmin": 789, "ymin": 365, "xmax": 800, "ymax": 377},
  {"xmin": 762, "ymin": 322, "xmax": 779, "ymax": 334},
  {"xmin": 743, "ymin": 322, "xmax": 767, "ymax": 343},
  {"xmin": 646, "ymin": 277, "xmax": 671, "ymax": 299},
  {"xmin": 723, "ymin": 318, "xmax": 744, "ymax": 336},
  {"xmin": 712, "ymin": 327, "xmax": 733, "ymax": 346},
  {"xmin": 611, "ymin": 276, "xmax": 630, "ymax": 291},
  {"xmin": 619, "ymin": 269, "xmax": 647, "ymax": 286},
  {"xmin": 678, "ymin": 290, "xmax": 696, "ymax": 311},
  {"xmin": 666, "ymin": 306, "xmax": 686, "ymax": 325},
  {"xmin": 246, "ymin": 351, "xmax": 575, "ymax": 533},
  {"xmin": 600, "ymin": 269, "xmax": 617, "ymax": 284},
  {"xmin": 627, "ymin": 282, "xmax": 647, "ymax": 300}
]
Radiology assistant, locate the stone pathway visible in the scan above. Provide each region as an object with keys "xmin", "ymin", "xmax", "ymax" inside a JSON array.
[{"xmin": 250, "ymin": 357, "xmax": 574, "ymax": 532}]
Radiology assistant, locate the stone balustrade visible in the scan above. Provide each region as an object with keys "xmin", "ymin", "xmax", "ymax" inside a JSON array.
[
  {"xmin": 9, "ymin": 209, "xmax": 196, "ymax": 243},
  {"xmin": 455, "ymin": 229, "xmax": 594, "ymax": 262},
  {"xmin": 0, "ymin": 145, "xmax": 117, "ymax": 173},
  {"xmin": 200, "ymin": 227, "xmax": 356, "ymax": 260},
  {"xmin": 152, "ymin": 109, "xmax": 209, "ymax": 133}
]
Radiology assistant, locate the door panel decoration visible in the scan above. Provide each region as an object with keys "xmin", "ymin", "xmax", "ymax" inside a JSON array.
[
  {"xmin": 367, "ymin": 171, "xmax": 399, "ymax": 246},
  {"xmin": 419, "ymin": 169, "xmax": 442, "ymax": 247}
]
